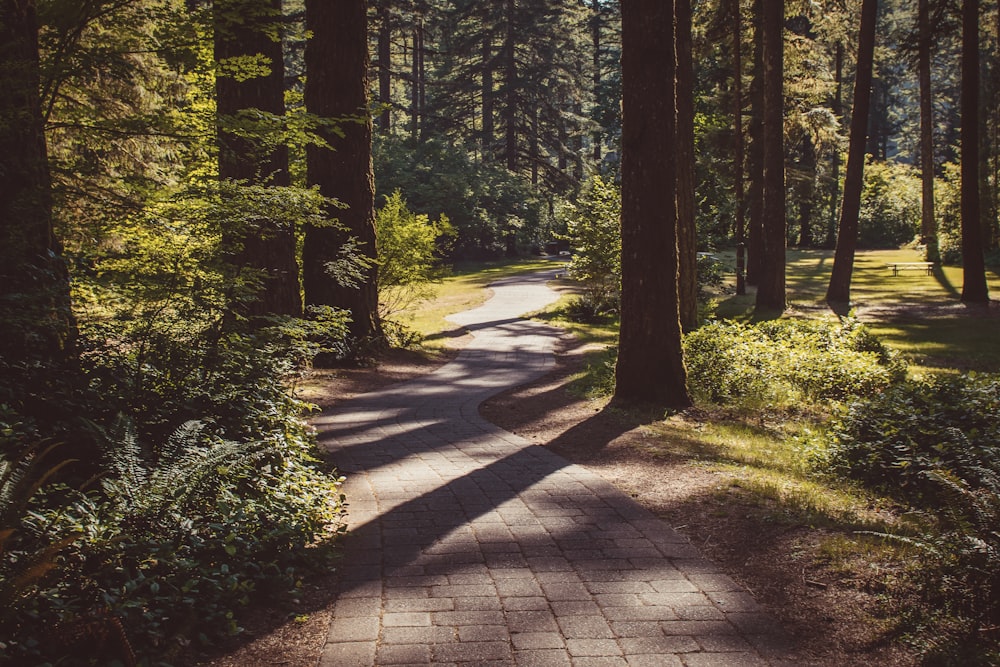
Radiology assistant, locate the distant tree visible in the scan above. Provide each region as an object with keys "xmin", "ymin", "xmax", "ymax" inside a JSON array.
[
  {"xmin": 746, "ymin": 0, "xmax": 765, "ymax": 286},
  {"xmin": 917, "ymin": 0, "xmax": 938, "ymax": 261},
  {"xmin": 615, "ymin": 0, "xmax": 691, "ymax": 408},
  {"xmin": 826, "ymin": 0, "xmax": 878, "ymax": 304},
  {"xmin": 733, "ymin": 0, "xmax": 747, "ymax": 295},
  {"xmin": 303, "ymin": 0, "xmax": 383, "ymax": 343},
  {"xmin": 959, "ymin": 0, "xmax": 989, "ymax": 303},
  {"xmin": 0, "ymin": 0, "xmax": 76, "ymax": 368},
  {"xmin": 754, "ymin": 0, "xmax": 786, "ymax": 314},
  {"xmin": 215, "ymin": 0, "xmax": 301, "ymax": 318}
]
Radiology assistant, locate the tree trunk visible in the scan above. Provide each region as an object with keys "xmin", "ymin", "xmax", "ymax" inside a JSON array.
[
  {"xmin": 504, "ymin": 0, "xmax": 518, "ymax": 171},
  {"xmin": 592, "ymin": 0, "xmax": 602, "ymax": 162},
  {"xmin": 917, "ymin": 0, "xmax": 938, "ymax": 260},
  {"xmin": 746, "ymin": 0, "xmax": 765, "ymax": 286},
  {"xmin": 754, "ymin": 0, "xmax": 786, "ymax": 314},
  {"xmin": 377, "ymin": 0, "xmax": 391, "ymax": 134},
  {"xmin": 960, "ymin": 0, "xmax": 990, "ymax": 302},
  {"xmin": 303, "ymin": 0, "xmax": 382, "ymax": 343},
  {"xmin": 0, "ymin": 0, "xmax": 76, "ymax": 366},
  {"xmin": 676, "ymin": 0, "xmax": 698, "ymax": 331},
  {"xmin": 215, "ymin": 0, "xmax": 301, "ymax": 318},
  {"xmin": 826, "ymin": 0, "xmax": 878, "ymax": 304},
  {"xmin": 825, "ymin": 42, "xmax": 843, "ymax": 248},
  {"xmin": 615, "ymin": 0, "xmax": 692, "ymax": 409},
  {"xmin": 734, "ymin": 0, "xmax": 747, "ymax": 295},
  {"xmin": 483, "ymin": 34, "xmax": 494, "ymax": 153}
]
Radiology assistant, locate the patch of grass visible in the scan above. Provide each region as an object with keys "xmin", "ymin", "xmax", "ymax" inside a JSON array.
[{"xmin": 393, "ymin": 257, "xmax": 560, "ymax": 347}]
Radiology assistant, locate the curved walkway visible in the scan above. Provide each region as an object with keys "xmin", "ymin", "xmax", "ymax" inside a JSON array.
[{"xmin": 315, "ymin": 269, "xmax": 795, "ymax": 666}]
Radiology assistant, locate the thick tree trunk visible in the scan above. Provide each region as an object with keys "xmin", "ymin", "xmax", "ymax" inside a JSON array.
[
  {"xmin": 676, "ymin": 0, "xmax": 698, "ymax": 331},
  {"xmin": 215, "ymin": 0, "xmax": 301, "ymax": 318},
  {"xmin": 615, "ymin": 0, "xmax": 691, "ymax": 409},
  {"xmin": 917, "ymin": 0, "xmax": 938, "ymax": 260},
  {"xmin": 0, "ymin": 0, "xmax": 76, "ymax": 366},
  {"xmin": 303, "ymin": 0, "xmax": 382, "ymax": 343},
  {"xmin": 826, "ymin": 0, "xmax": 878, "ymax": 304},
  {"xmin": 960, "ymin": 0, "xmax": 990, "ymax": 302},
  {"xmin": 754, "ymin": 0, "xmax": 786, "ymax": 314}
]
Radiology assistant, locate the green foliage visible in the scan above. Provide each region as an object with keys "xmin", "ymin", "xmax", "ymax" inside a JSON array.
[
  {"xmin": 684, "ymin": 318, "xmax": 906, "ymax": 407},
  {"xmin": 859, "ymin": 159, "xmax": 922, "ymax": 249},
  {"xmin": 1, "ymin": 418, "xmax": 345, "ymax": 664},
  {"xmin": 373, "ymin": 136, "xmax": 547, "ymax": 258},
  {"xmin": 376, "ymin": 190, "xmax": 454, "ymax": 323},
  {"xmin": 820, "ymin": 374, "xmax": 1000, "ymax": 507},
  {"xmin": 557, "ymin": 175, "xmax": 621, "ymax": 320}
]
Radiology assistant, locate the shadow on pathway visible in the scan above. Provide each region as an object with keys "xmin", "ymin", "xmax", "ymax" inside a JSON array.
[{"xmin": 317, "ymin": 269, "xmax": 799, "ymax": 666}]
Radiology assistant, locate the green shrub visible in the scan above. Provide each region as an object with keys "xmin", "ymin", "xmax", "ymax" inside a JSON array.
[
  {"xmin": 821, "ymin": 374, "xmax": 1000, "ymax": 506},
  {"xmin": 558, "ymin": 175, "xmax": 621, "ymax": 318},
  {"xmin": 684, "ymin": 318, "xmax": 906, "ymax": 406},
  {"xmin": 859, "ymin": 159, "xmax": 921, "ymax": 249}
]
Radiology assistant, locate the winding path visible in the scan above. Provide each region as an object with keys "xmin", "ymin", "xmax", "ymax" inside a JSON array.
[{"xmin": 314, "ymin": 269, "xmax": 795, "ymax": 666}]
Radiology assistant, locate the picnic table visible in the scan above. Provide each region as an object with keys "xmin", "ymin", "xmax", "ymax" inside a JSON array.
[{"xmin": 887, "ymin": 261, "xmax": 935, "ymax": 276}]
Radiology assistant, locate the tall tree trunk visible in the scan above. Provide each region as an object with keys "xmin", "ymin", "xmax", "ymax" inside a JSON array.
[
  {"xmin": 483, "ymin": 34, "xmax": 494, "ymax": 153},
  {"xmin": 917, "ymin": 0, "xmax": 938, "ymax": 260},
  {"xmin": 754, "ymin": 0, "xmax": 786, "ymax": 314},
  {"xmin": 504, "ymin": 0, "xmax": 518, "ymax": 171},
  {"xmin": 303, "ymin": 0, "xmax": 382, "ymax": 344},
  {"xmin": 797, "ymin": 137, "xmax": 816, "ymax": 247},
  {"xmin": 377, "ymin": 0, "xmax": 391, "ymax": 134},
  {"xmin": 734, "ymin": 0, "xmax": 747, "ymax": 295},
  {"xmin": 826, "ymin": 0, "xmax": 878, "ymax": 304},
  {"xmin": 676, "ymin": 0, "xmax": 698, "ymax": 330},
  {"xmin": 960, "ymin": 0, "xmax": 990, "ymax": 302},
  {"xmin": 592, "ymin": 0, "xmax": 602, "ymax": 162},
  {"xmin": 215, "ymin": 0, "xmax": 301, "ymax": 318},
  {"xmin": 410, "ymin": 21, "xmax": 422, "ymax": 136},
  {"xmin": 0, "ymin": 0, "xmax": 76, "ymax": 367},
  {"xmin": 825, "ymin": 42, "xmax": 843, "ymax": 248},
  {"xmin": 615, "ymin": 0, "xmax": 692, "ymax": 409},
  {"xmin": 746, "ymin": 0, "xmax": 765, "ymax": 285}
]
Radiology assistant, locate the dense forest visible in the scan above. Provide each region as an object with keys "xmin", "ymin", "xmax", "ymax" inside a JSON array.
[{"xmin": 1, "ymin": 0, "xmax": 998, "ymax": 664}]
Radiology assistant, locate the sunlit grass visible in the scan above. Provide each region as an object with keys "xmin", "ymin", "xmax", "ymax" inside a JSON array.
[{"xmin": 392, "ymin": 257, "xmax": 559, "ymax": 348}]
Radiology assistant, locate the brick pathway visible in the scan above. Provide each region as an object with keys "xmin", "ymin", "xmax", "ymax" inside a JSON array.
[{"xmin": 314, "ymin": 268, "xmax": 796, "ymax": 666}]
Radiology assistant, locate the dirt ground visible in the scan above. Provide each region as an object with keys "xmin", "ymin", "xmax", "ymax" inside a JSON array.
[{"xmin": 203, "ymin": 340, "xmax": 919, "ymax": 667}]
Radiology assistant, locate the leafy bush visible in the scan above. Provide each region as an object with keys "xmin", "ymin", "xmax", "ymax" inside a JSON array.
[
  {"xmin": 821, "ymin": 374, "xmax": 1000, "ymax": 506},
  {"xmin": 684, "ymin": 318, "xmax": 906, "ymax": 406},
  {"xmin": 557, "ymin": 175, "xmax": 621, "ymax": 319},
  {"xmin": 376, "ymin": 190, "xmax": 453, "ymax": 326},
  {"xmin": 859, "ymin": 159, "xmax": 921, "ymax": 249},
  {"xmin": 1, "ymin": 419, "xmax": 345, "ymax": 664}
]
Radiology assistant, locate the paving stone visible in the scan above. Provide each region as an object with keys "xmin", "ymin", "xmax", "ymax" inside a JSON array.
[{"xmin": 315, "ymin": 270, "xmax": 793, "ymax": 666}]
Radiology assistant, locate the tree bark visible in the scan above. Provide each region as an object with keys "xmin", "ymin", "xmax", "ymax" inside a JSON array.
[
  {"xmin": 504, "ymin": 0, "xmax": 518, "ymax": 171},
  {"xmin": 826, "ymin": 0, "xmax": 878, "ymax": 304},
  {"xmin": 754, "ymin": 0, "xmax": 786, "ymax": 314},
  {"xmin": 960, "ymin": 0, "xmax": 990, "ymax": 302},
  {"xmin": 591, "ymin": 0, "xmax": 602, "ymax": 162},
  {"xmin": 825, "ymin": 42, "xmax": 843, "ymax": 248},
  {"xmin": 377, "ymin": 0, "xmax": 392, "ymax": 134},
  {"xmin": 304, "ymin": 0, "xmax": 382, "ymax": 343},
  {"xmin": 917, "ymin": 0, "xmax": 938, "ymax": 260},
  {"xmin": 676, "ymin": 0, "xmax": 698, "ymax": 331},
  {"xmin": 615, "ymin": 0, "xmax": 691, "ymax": 409},
  {"xmin": 482, "ymin": 33, "xmax": 494, "ymax": 153},
  {"xmin": 215, "ymin": 0, "xmax": 301, "ymax": 318},
  {"xmin": 734, "ymin": 0, "xmax": 747, "ymax": 295},
  {"xmin": 0, "ymin": 0, "xmax": 76, "ymax": 366},
  {"xmin": 746, "ymin": 0, "xmax": 765, "ymax": 286}
]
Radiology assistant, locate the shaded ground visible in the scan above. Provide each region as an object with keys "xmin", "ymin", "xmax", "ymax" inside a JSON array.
[{"xmin": 203, "ymin": 336, "xmax": 919, "ymax": 666}]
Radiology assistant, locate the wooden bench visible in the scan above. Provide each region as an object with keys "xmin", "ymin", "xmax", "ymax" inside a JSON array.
[{"xmin": 887, "ymin": 262, "xmax": 935, "ymax": 276}]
